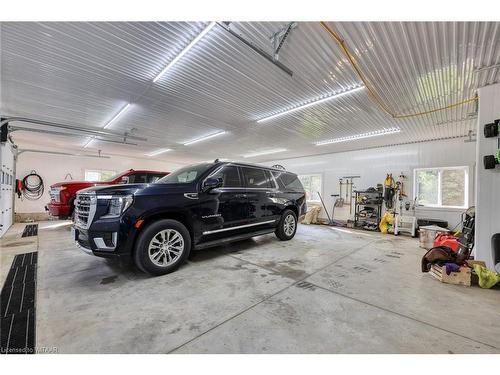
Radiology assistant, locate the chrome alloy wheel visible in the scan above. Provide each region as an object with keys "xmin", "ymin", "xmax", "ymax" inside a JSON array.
[
  {"xmin": 283, "ymin": 214, "xmax": 296, "ymax": 237},
  {"xmin": 148, "ymin": 229, "xmax": 185, "ymax": 267}
]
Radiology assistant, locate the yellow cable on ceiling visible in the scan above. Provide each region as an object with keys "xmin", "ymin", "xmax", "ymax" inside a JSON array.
[{"xmin": 319, "ymin": 21, "xmax": 478, "ymax": 120}]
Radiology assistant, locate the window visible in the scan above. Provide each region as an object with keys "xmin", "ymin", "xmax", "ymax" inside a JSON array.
[
  {"xmin": 148, "ymin": 174, "xmax": 166, "ymax": 183},
  {"xmin": 274, "ymin": 172, "xmax": 303, "ymax": 192},
  {"xmin": 414, "ymin": 166, "xmax": 468, "ymax": 208},
  {"xmin": 156, "ymin": 164, "xmax": 212, "ymax": 184},
  {"xmin": 84, "ymin": 169, "xmax": 117, "ymax": 182},
  {"xmin": 241, "ymin": 167, "xmax": 273, "ymax": 188},
  {"xmin": 211, "ymin": 166, "xmax": 242, "ymax": 187},
  {"xmin": 128, "ymin": 173, "xmax": 148, "ymax": 183},
  {"xmin": 298, "ymin": 174, "xmax": 322, "ymax": 202}
]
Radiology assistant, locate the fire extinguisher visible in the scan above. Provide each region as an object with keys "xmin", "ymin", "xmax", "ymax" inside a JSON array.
[{"xmin": 15, "ymin": 179, "xmax": 23, "ymax": 198}]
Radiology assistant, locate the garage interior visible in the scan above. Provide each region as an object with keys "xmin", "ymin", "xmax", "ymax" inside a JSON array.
[{"xmin": 1, "ymin": 19, "xmax": 500, "ymax": 355}]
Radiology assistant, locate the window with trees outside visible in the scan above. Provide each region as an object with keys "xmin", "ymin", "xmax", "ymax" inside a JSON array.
[
  {"xmin": 84, "ymin": 169, "xmax": 117, "ymax": 182},
  {"xmin": 413, "ymin": 166, "xmax": 469, "ymax": 209},
  {"xmin": 298, "ymin": 174, "xmax": 322, "ymax": 202}
]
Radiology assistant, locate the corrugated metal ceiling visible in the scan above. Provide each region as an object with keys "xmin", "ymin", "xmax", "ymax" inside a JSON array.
[{"xmin": 1, "ymin": 21, "xmax": 499, "ymax": 163}]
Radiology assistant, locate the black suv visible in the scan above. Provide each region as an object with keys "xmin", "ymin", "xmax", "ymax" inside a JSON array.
[{"xmin": 72, "ymin": 161, "xmax": 306, "ymax": 275}]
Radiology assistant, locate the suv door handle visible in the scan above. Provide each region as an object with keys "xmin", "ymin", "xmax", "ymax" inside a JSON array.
[{"xmin": 234, "ymin": 193, "xmax": 247, "ymax": 198}]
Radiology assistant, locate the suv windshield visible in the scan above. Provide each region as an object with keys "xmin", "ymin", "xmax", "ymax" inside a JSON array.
[
  {"xmin": 155, "ymin": 163, "xmax": 212, "ymax": 184},
  {"xmin": 102, "ymin": 171, "xmax": 127, "ymax": 182}
]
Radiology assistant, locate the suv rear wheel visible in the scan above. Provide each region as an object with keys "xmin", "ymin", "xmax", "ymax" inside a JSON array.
[
  {"xmin": 134, "ymin": 219, "xmax": 191, "ymax": 276},
  {"xmin": 275, "ymin": 209, "xmax": 297, "ymax": 241}
]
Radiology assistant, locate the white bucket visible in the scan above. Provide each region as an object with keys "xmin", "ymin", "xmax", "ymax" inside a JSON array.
[{"xmin": 419, "ymin": 225, "xmax": 450, "ymax": 249}]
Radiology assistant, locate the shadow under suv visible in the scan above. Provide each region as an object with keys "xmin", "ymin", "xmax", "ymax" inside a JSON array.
[{"xmin": 72, "ymin": 161, "xmax": 306, "ymax": 275}]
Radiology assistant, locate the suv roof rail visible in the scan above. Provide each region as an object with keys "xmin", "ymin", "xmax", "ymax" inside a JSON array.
[{"xmin": 271, "ymin": 164, "xmax": 286, "ymax": 171}]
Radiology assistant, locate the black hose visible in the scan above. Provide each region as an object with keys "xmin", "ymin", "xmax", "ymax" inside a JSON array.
[{"xmin": 22, "ymin": 170, "xmax": 44, "ymax": 201}]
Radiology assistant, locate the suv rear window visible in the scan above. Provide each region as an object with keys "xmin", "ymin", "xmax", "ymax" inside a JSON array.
[
  {"xmin": 274, "ymin": 171, "xmax": 304, "ymax": 191},
  {"xmin": 241, "ymin": 167, "xmax": 273, "ymax": 188}
]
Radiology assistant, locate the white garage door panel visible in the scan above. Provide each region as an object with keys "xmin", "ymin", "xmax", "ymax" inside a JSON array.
[{"xmin": 0, "ymin": 140, "xmax": 15, "ymax": 238}]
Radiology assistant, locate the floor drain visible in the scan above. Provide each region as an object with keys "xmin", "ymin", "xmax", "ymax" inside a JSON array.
[
  {"xmin": 21, "ymin": 224, "xmax": 38, "ymax": 238},
  {"xmin": 0, "ymin": 252, "xmax": 37, "ymax": 354}
]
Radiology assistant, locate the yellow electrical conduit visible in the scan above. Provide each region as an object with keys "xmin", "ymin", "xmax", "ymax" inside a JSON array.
[{"xmin": 319, "ymin": 21, "xmax": 478, "ymax": 120}]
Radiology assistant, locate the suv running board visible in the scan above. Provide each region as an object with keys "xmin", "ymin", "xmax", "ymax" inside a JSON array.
[{"xmin": 194, "ymin": 228, "xmax": 276, "ymax": 250}]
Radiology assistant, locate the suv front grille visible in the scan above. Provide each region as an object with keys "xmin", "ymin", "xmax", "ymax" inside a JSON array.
[{"xmin": 74, "ymin": 193, "xmax": 96, "ymax": 229}]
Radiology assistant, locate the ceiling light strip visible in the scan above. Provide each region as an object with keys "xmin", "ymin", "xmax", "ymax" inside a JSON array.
[
  {"xmin": 256, "ymin": 86, "xmax": 364, "ymax": 123},
  {"xmin": 83, "ymin": 103, "xmax": 131, "ymax": 148},
  {"xmin": 183, "ymin": 131, "xmax": 227, "ymax": 146},
  {"xmin": 314, "ymin": 128, "xmax": 401, "ymax": 146},
  {"xmin": 153, "ymin": 22, "xmax": 216, "ymax": 83},
  {"xmin": 103, "ymin": 103, "xmax": 131, "ymax": 129},
  {"xmin": 243, "ymin": 148, "xmax": 287, "ymax": 158},
  {"xmin": 146, "ymin": 148, "xmax": 172, "ymax": 157}
]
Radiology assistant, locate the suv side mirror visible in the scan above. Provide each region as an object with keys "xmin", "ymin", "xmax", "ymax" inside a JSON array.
[
  {"xmin": 120, "ymin": 176, "xmax": 130, "ymax": 184},
  {"xmin": 203, "ymin": 177, "xmax": 222, "ymax": 192}
]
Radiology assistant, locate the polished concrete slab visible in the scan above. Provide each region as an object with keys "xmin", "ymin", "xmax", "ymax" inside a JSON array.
[{"xmin": 1, "ymin": 221, "xmax": 499, "ymax": 353}]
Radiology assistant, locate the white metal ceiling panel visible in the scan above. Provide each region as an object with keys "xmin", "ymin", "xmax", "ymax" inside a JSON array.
[{"xmin": 1, "ymin": 21, "xmax": 498, "ymax": 163}]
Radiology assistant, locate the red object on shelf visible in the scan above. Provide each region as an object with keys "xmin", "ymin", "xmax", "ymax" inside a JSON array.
[{"xmin": 433, "ymin": 233, "xmax": 460, "ymax": 252}]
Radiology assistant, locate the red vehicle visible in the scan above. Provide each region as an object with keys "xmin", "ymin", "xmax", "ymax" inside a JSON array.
[{"xmin": 47, "ymin": 169, "xmax": 168, "ymax": 218}]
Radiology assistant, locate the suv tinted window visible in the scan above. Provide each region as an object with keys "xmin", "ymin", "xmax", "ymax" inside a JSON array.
[
  {"xmin": 156, "ymin": 164, "xmax": 212, "ymax": 184},
  {"xmin": 148, "ymin": 174, "xmax": 165, "ymax": 183},
  {"xmin": 241, "ymin": 167, "xmax": 273, "ymax": 188},
  {"xmin": 129, "ymin": 173, "xmax": 148, "ymax": 183},
  {"xmin": 211, "ymin": 166, "xmax": 242, "ymax": 187},
  {"xmin": 274, "ymin": 171, "xmax": 303, "ymax": 191}
]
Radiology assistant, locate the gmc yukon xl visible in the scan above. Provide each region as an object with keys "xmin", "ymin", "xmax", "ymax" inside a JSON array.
[{"xmin": 72, "ymin": 161, "xmax": 306, "ymax": 275}]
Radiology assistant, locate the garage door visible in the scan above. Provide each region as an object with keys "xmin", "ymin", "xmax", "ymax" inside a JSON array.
[{"xmin": 1, "ymin": 140, "xmax": 15, "ymax": 237}]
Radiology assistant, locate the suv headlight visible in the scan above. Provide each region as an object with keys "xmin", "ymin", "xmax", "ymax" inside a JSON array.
[{"xmin": 99, "ymin": 195, "xmax": 133, "ymax": 218}]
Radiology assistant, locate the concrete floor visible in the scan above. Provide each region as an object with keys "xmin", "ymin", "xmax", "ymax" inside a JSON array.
[{"xmin": 1, "ymin": 221, "xmax": 499, "ymax": 354}]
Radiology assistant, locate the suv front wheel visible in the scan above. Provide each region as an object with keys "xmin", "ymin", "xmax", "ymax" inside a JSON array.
[
  {"xmin": 134, "ymin": 219, "xmax": 191, "ymax": 276},
  {"xmin": 275, "ymin": 209, "xmax": 298, "ymax": 241}
]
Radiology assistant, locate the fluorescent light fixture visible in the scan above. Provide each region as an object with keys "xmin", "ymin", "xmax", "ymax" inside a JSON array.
[
  {"xmin": 256, "ymin": 86, "xmax": 365, "ymax": 123},
  {"xmin": 103, "ymin": 103, "xmax": 131, "ymax": 129},
  {"xmin": 83, "ymin": 138, "xmax": 94, "ymax": 148},
  {"xmin": 243, "ymin": 148, "xmax": 287, "ymax": 158},
  {"xmin": 183, "ymin": 131, "xmax": 226, "ymax": 146},
  {"xmin": 153, "ymin": 22, "xmax": 216, "ymax": 83},
  {"xmin": 314, "ymin": 127, "xmax": 401, "ymax": 146},
  {"xmin": 145, "ymin": 148, "xmax": 172, "ymax": 157},
  {"xmin": 83, "ymin": 103, "xmax": 131, "ymax": 148}
]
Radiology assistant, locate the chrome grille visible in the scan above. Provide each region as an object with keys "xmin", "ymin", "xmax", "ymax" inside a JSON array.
[{"xmin": 74, "ymin": 192, "xmax": 96, "ymax": 229}]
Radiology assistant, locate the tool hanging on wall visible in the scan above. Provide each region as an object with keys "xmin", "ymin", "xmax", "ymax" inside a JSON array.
[
  {"xmin": 396, "ymin": 172, "xmax": 407, "ymax": 201},
  {"xmin": 20, "ymin": 170, "xmax": 44, "ymax": 201},
  {"xmin": 337, "ymin": 178, "xmax": 345, "ymax": 208},
  {"xmin": 339, "ymin": 176, "xmax": 360, "ymax": 215},
  {"xmin": 383, "ymin": 174, "xmax": 395, "ymax": 210}
]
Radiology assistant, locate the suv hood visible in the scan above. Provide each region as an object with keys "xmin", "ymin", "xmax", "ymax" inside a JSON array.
[
  {"xmin": 78, "ymin": 183, "xmax": 146, "ymax": 195},
  {"xmin": 78, "ymin": 183, "xmax": 193, "ymax": 196}
]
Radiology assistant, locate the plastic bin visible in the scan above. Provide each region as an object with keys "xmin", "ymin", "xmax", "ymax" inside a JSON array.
[{"xmin": 419, "ymin": 225, "xmax": 450, "ymax": 249}]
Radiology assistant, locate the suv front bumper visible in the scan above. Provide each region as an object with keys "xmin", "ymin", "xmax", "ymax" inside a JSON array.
[{"xmin": 72, "ymin": 225, "xmax": 122, "ymax": 258}]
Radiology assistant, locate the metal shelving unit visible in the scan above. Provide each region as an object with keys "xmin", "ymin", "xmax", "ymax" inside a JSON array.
[{"xmin": 354, "ymin": 190, "xmax": 383, "ymax": 231}]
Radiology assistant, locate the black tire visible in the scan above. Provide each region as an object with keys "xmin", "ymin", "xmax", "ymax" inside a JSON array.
[
  {"xmin": 275, "ymin": 209, "xmax": 298, "ymax": 241},
  {"xmin": 133, "ymin": 219, "xmax": 191, "ymax": 276}
]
